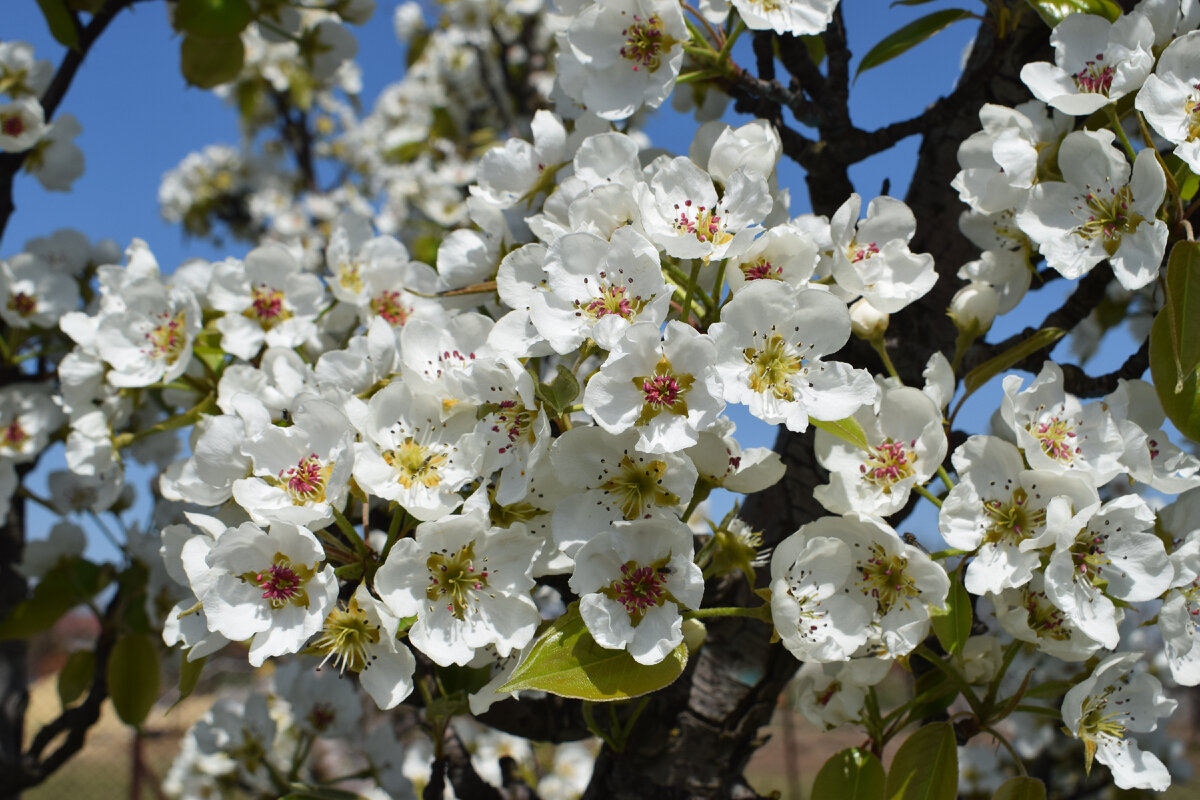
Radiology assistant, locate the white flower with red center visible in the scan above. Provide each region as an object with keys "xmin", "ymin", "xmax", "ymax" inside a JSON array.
[
  {"xmin": 189, "ymin": 520, "xmax": 337, "ymax": 667},
  {"xmin": 528, "ymin": 227, "xmax": 671, "ymax": 353},
  {"xmin": 1103, "ymin": 378, "xmax": 1200, "ymax": 494},
  {"xmin": 84, "ymin": 269, "xmax": 202, "ymax": 389},
  {"xmin": 770, "ymin": 530, "xmax": 873, "ymax": 663},
  {"xmin": 351, "ymin": 378, "xmax": 482, "ymax": 521},
  {"xmin": 583, "ymin": 321, "xmax": 725, "ymax": 454},
  {"xmin": 472, "ymin": 110, "xmax": 567, "ymax": 208},
  {"xmin": 324, "ymin": 213, "xmax": 440, "ymax": 326},
  {"xmin": 828, "ymin": 194, "xmax": 936, "ymax": 312},
  {"xmin": 24, "ymin": 111, "xmax": 84, "ymax": 192},
  {"xmin": 0, "ymin": 383, "xmax": 61, "ymax": 464},
  {"xmin": 636, "ymin": 156, "xmax": 772, "ymax": 261},
  {"xmin": 210, "ymin": 243, "xmax": 327, "ymax": 361},
  {"xmin": 462, "ymin": 357, "xmax": 552, "ymax": 505},
  {"xmin": 1016, "ymin": 129, "xmax": 1167, "ymax": 290},
  {"xmin": 400, "ymin": 309, "xmax": 494, "ymax": 402},
  {"xmin": 231, "ymin": 395, "xmax": 355, "ymax": 528},
  {"xmin": 810, "ymin": 513, "xmax": 949, "ymax": 659},
  {"xmin": 1021, "ymin": 11, "xmax": 1155, "ymax": 116},
  {"xmin": 374, "ymin": 509, "xmax": 540, "ymax": 666},
  {"xmin": 0, "ymin": 41, "xmax": 53, "ymax": 98},
  {"xmin": 556, "ymin": 0, "xmax": 687, "ymax": 120},
  {"xmin": 732, "ymin": 0, "xmax": 839, "ymax": 35},
  {"xmin": 569, "ymin": 517, "xmax": 703, "ymax": 665},
  {"xmin": 271, "ymin": 659, "xmax": 363, "ymax": 740},
  {"xmin": 1042, "ymin": 494, "xmax": 1171, "ymax": 649},
  {"xmin": 548, "ymin": 426, "xmax": 697, "ymax": 555},
  {"xmin": 999, "ymin": 362, "xmax": 1128, "ymax": 486},
  {"xmin": 815, "ymin": 385, "xmax": 946, "ymax": 517},
  {"xmin": 724, "ymin": 224, "xmax": 818, "ymax": 294},
  {"xmin": 709, "ymin": 281, "xmax": 876, "ymax": 433},
  {"xmin": 1136, "ymin": 30, "xmax": 1200, "ymax": 173},
  {"xmin": 308, "ymin": 582, "xmax": 417, "ymax": 710},
  {"xmin": 0, "ymin": 97, "xmax": 45, "ymax": 153},
  {"xmin": 1061, "ymin": 652, "xmax": 1176, "ymax": 791},
  {"xmin": 992, "ymin": 573, "xmax": 1104, "ymax": 662},
  {"xmin": 0, "ymin": 253, "xmax": 79, "ymax": 329},
  {"xmin": 939, "ymin": 435, "xmax": 1098, "ymax": 596},
  {"xmin": 160, "ymin": 394, "xmax": 268, "ymax": 507}
]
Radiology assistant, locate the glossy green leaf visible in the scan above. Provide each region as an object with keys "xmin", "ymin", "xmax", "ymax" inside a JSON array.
[
  {"xmin": 856, "ymin": 9, "xmax": 975, "ymax": 78},
  {"xmin": 36, "ymin": 0, "xmax": 79, "ymax": 50},
  {"xmin": 963, "ymin": 327, "xmax": 1066, "ymax": 396},
  {"xmin": 57, "ymin": 649, "xmax": 94, "ymax": 707},
  {"xmin": 1160, "ymin": 241, "xmax": 1200, "ymax": 392},
  {"xmin": 929, "ymin": 579, "xmax": 972, "ymax": 656},
  {"xmin": 992, "ymin": 776, "xmax": 1047, "ymax": 800},
  {"xmin": 810, "ymin": 415, "xmax": 871, "ymax": 452},
  {"xmin": 1024, "ymin": 0, "xmax": 1121, "ymax": 27},
  {"xmin": 1150, "ymin": 308, "xmax": 1200, "ymax": 443},
  {"xmin": 885, "ymin": 722, "xmax": 958, "ymax": 800},
  {"xmin": 498, "ymin": 603, "xmax": 687, "ymax": 701},
  {"xmin": 0, "ymin": 558, "xmax": 112, "ymax": 640},
  {"xmin": 174, "ymin": 0, "xmax": 254, "ymax": 37},
  {"xmin": 812, "ymin": 748, "xmax": 886, "ymax": 800},
  {"xmin": 107, "ymin": 634, "xmax": 160, "ymax": 727},
  {"xmin": 180, "ymin": 34, "xmax": 245, "ymax": 89}
]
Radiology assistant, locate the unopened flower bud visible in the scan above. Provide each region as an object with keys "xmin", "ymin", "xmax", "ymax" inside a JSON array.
[
  {"xmin": 949, "ymin": 282, "xmax": 997, "ymax": 337},
  {"xmin": 850, "ymin": 298, "xmax": 889, "ymax": 340}
]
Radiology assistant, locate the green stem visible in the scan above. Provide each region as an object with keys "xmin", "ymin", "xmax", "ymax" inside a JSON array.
[
  {"xmin": 684, "ymin": 604, "xmax": 771, "ymax": 623},
  {"xmin": 913, "ymin": 643, "xmax": 984, "ymax": 718},
  {"xmin": 1013, "ymin": 703, "xmax": 1061, "ymax": 718},
  {"xmin": 581, "ymin": 702, "xmax": 619, "ymax": 752},
  {"xmin": 680, "ymin": 260, "xmax": 704, "ymax": 325},
  {"xmin": 112, "ymin": 393, "xmax": 216, "ymax": 449},
  {"xmin": 935, "ymin": 465, "xmax": 956, "ymax": 491},
  {"xmin": 1106, "ymin": 104, "xmax": 1138, "ymax": 162},
  {"xmin": 912, "ymin": 483, "xmax": 943, "ymax": 509},
  {"xmin": 716, "ymin": 20, "xmax": 746, "ymax": 63},
  {"xmin": 870, "ymin": 337, "xmax": 901, "ymax": 382},
  {"xmin": 331, "ymin": 506, "xmax": 370, "ymax": 557}
]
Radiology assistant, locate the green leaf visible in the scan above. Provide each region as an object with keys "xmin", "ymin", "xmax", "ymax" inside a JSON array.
[
  {"xmin": 180, "ymin": 34, "xmax": 245, "ymax": 89},
  {"xmin": 0, "ymin": 559, "xmax": 112, "ymax": 640},
  {"xmin": 906, "ymin": 670, "xmax": 959, "ymax": 722},
  {"xmin": 856, "ymin": 9, "xmax": 975, "ymax": 78},
  {"xmin": 174, "ymin": 651, "xmax": 206, "ymax": 708},
  {"xmin": 1160, "ymin": 241, "xmax": 1200, "ymax": 392},
  {"xmin": 885, "ymin": 722, "xmax": 958, "ymax": 800},
  {"xmin": 929, "ymin": 579, "xmax": 972, "ymax": 656},
  {"xmin": 57, "ymin": 649, "xmax": 94, "ymax": 707},
  {"xmin": 1150, "ymin": 307, "xmax": 1200, "ymax": 443},
  {"xmin": 107, "ymin": 634, "xmax": 161, "ymax": 727},
  {"xmin": 174, "ymin": 0, "xmax": 254, "ymax": 37},
  {"xmin": 963, "ymin": 327, "xmax": 1067, "ymax": 396},
  {"xmin": 812, "ymin": 748, "xmax": 886, "ymax": 800},
  {"xmin": 498, "ymin": 603, "xmax": 687, "ymax": 701},
  {"xmin": 536, "ymin": 364, "xmax": 580, "ymax": 417},
  {"xmin": 809, "ymin": 415, "xmax": 871, "ymax": 452},
  {"xmin": 992, "ymin": 776, "xmax": 1047, "ymax": 800},
  {"xmin": 36, "ymin": 0, "xmax": 79, "ymax": 50},
  {"xmin": 1024, "ymin": 0, "xmax": 1122, "ymax": 27}
]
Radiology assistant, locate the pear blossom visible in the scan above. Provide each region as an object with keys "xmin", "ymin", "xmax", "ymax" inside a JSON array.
[
  {"xmin": 0, "ymin": 383, "xmax": 62, "ymax": 464},
  {"xmin": 724, "ymin": 224, "xmax": 818, "ymax": 293},
  {"xmin": 23, "ymin": 112, "xmax": 84, "ymax": 191},
  {"xmin": 272, "ymin": 659, "xmax": 363, "ymax": 739},
  {"xmin": 814, "ymin": 385, "xmax": 947, "ymax": 517},
  {"xmin": 0, "ymin": 41, "xmax": 53, "ymax": 98},
  {"xmin": 939, "ymin": 435, "xmax": 1097, "ymax": 596},
  {"xmin": 732, "ymin": 0, "xmax": 839, "ymax": 35},
  {"xmin": 0, "ymin": 97, "xmax": 45, "ymax": 152},
  {"xmin": 685, "ymin": 417, "xmax": 785, "ymax": 494},
  {"xmin": 582, "ymin": 320, "xmax": 725, "ymax": 453},
  {"xmin": 555, "ymin": 0, "xmax": 687, "ymax": 120},
  {"xmin": 828, "ymin": 194, "xmax": 936, "ymax": 312},
  {"xmin": 1020, "ymin": 12, "xmax": 1155, "ymax": 115},
  {"xmin": 991, "ymin": 573, "xmax": 1104, "ymax": 662},
  {"xmin": 374, "ymin": 509, "xmax": 540, "ymax": 666},
  {"xmin": 569, "ymin": 517, "xmax": 703, "ymax": 665},
  {"xmin": 1016, "ymin": 129, "xmax": 1167, "ymax": 290},
  {"xmin": 999, "ymin": 361, "xmax": 1128, "ymax": 486},
  {"xmin": 1061, "ymin": 652, "xmax": 1176, "ymax": 791},
  {"xmin": 472, "ymin": 110, "xmax": 568, "ymax": 208},
  {"xmin": 770, "ymin": 531, "xmax": 872, "ymax": 662},
  {"xmin": 791, "ymin": 659, "xmax": 891, "ymax": 731},
  {"xmin": 189, "ymin": 521, "xmax": 338, "ymax": 667},
  {"xmin": 1135, "ymin": 30, "xmax": 1200, "ymax": 173},
  {"xmin": 709, "ymin": 281, "xmax": 876, "ymax": 432},
  {"xmin": 0, "ymin": 253, "xmax": 80, "ymax": 329},
  {"xmin": 1158, "ymin": 521, "xmax": 1200, "ymax": 685}
]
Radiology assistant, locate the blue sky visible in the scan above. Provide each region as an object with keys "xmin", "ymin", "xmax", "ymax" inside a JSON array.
[{"xmin": 7, "ymin": 0, "xmax": 1113, "ymax": 555}]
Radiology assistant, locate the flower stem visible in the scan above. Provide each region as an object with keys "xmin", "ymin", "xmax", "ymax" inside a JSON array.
[
  {"xmin": 912, "ymin": 483, "xmax": 943, "ymax": 509},
  {"xmin": 685, "ymin": 604, "xmax": 771, "ymax": 623},
  {"xmin": 1106, "ymin": 104, "xmax": 1138, "ymax": 163}
]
